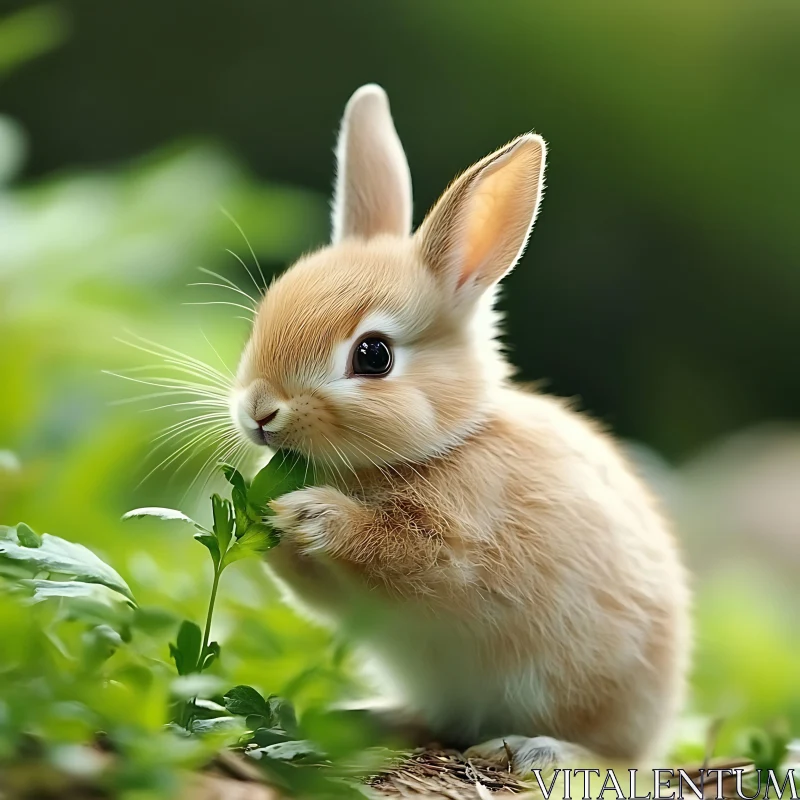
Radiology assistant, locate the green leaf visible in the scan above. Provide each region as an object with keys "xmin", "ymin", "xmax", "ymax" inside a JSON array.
[
  {"xmin": 202, "ymin": 641, "xmax": 221, "ymax": 670},
  {"xmin": 26, "ymin": 579, "xmax": 105, "ymax": 601},
  {"xmin": 225, "ymin": 464, "xmax": 255, "ymax": 538},
  {"xmin": 248, "ymin": 739, "xmax": 320, "ymax": 762},
  {"xmin": 193, "ymin": 532, "xmax": 220, "ymax": 567},
  {"xmin": 246, "ymin": 714, "xmax": 267, "ymax": 730},
  {"xmin": 248, "ymin": 450, "xmax": 313, "ymax": 513},
  {"xmin": 192, "ymin": 698, "xmax": 228, "ymax": 719},
  {"xmin": 267, "ymin": 696, "xmax": 298, "ymax": 737},
  {"xmin": 0, "ymin": 532, "xmax": 134, "ymax": 602},
  {"xmin": 250, "ymin": 727, "xmax": 291, "ymax": 747},
  {"xmin": 15, "ymin": 522, "xmax": 41, "ymax": 548},
  {"xmin": 224, "ymin": 688, "xmax": 297, "ymax": 742},
  {"xmin": 223, "ymin": 685, "xmax": 270, "ymax": 718},
  {"xmin": 82, "ymin": 624, "xmax": 124, "ymax": 666},
  {"xmin": 221, "ymin": 523, "xmax": 279, "ymax": 568},
  {"xmin": 176, "ymin": 620, "xmax": 202, "ymax": 672},
  {"xmin": 170, "ymin": 620, "xmax": 202, "ymax": 676},
  {"xmin": 122, "ymin": 507, "xmax": 196, "ymax": 525},
  {"xmin": 232, "ymin": 486, "xmax": 252, "ymax": 539},
  {"xmin": 24, "ymin": 579, "xmax": 135, "ymax": 635},
  {"xmin": 26, "ymin": 578, "xmax": 133, "ymax": 605},
  {"xmin": 221, "ymin": 463, "xmax": 248, "ymax": 496},
  {"xmin": 191, "ymin": 716, "xmax": 244, "ymax": 736},
  {"xmin": 745, "ymin": 726, "xmax": 790, "ymax": 774},
  {"xmin": 168, "ymin": 643, "xmax": 181, "ymax": 673},
  {"xmin": 211, "ymin": 494, "xmax": 234, "ymax": 553}
]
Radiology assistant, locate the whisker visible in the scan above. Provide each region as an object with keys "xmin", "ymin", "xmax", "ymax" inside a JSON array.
[
  {"xmin": 224, "ymin": 248, "xmax": 263, "ymax": 299},
  {"xmin": 151, "ymin": 420, "xmax": 230, "ymax": 459},
  {"xmin": 154, "ymin": 411, "xmax": 229, "ymax": 432},
  {"xmin": 183, "ymin": 300, "xmax": 256, "ymax": 316},
  {"xmin": 103, "ymin": 370, "xmax": 226, "ymax": 393},
  {"xmin": 143, "ymin": 399, "xmax": 229, "ymax": 412},
  {"xmin": 113, "ymin": 362, "xmax": 231, "ymax": 392},
  {"xmin": 342, "ymin": 425, "xmax": 449, "ymax": 507},
  {"xmin": 188, "ymin": 282, "xmax": 258, "ymax": 309},
  {"xmin": 153, "ymin": 413, "xmax": 231, "ymax": 443},
  {"xmin": 197, "ymin": 266, "xmax": 256, "ymax": 303},
  {"xmin": 348, "ymin": 440, "xmax": 395, "ymax": 486},
  {"xmin": 323, "ymin": 445, "xmax": 348, "ymax": 490},
  {"xmin": 111, "ymin": 319, "xmax": 240, "ymax": 497},
  {"xmin": 118, "ymin": 332, "xmax": 231, "ymax": 382},
  {"xmin": 182, "ymin": 430, "xmax": 241, "ymax": 500},
  {"xmin": 312, "ymin": 453, "xmax": 331, "ymax": 486},
  {"xmin": 338, "ymin": 446, "xmax": 365, "ymax": 496},
  {"xmin": 110, "ymin": 391, "xmax": 225, "ymax": 407},
  {"xmin": 220, "ymin": 206, "xmax": 267, "ymax": 292},
  {"xmin": 137, "ymin": 422, "xmax": 230, "ymax": 488},
  {"xmin": 324, "ymin": 435, "xmax": 364, "ymax": 496},
  {"xmin": 148, "ymin": 425, "xmax": 230, "ymax": 466},
  {"xmin": 302, "ymin": 438, "xmax": 312, "ymax": 485},
  {"xmin": 103, "ymin": 375, "xmax": 228, "ymax": 405},
  {"xmin": 221, "ymin": 438, "xmax": 250, "ymax": 478},
  {"xmin": 230, "ymin": 438, "xmax": 254, "ymax": 479},
  {"xmin": 200, "ymin": 328, "xmax": 236, "ymax": 381}
]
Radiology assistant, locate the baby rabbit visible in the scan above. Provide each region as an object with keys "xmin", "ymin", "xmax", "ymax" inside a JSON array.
[{"xmin": 232, "ymin": 84, "xmax": 690, "ymax": 772}]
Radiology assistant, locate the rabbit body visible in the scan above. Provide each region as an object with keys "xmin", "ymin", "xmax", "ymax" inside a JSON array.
[
  {"xmin": 267, "ymin": 383, "xmax": 688, "ymax": 763},
  {"xmin": 232, "ymin": 85, "xmax": 691, "ymax": 767}
]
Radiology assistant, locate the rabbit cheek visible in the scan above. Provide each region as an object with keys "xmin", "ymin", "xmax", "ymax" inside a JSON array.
[
  {"xmin": 278, "ymin": 394, "xmax": 338, "ymax": 455},
  {"xmin": 334, "ymin": 384, "xmax": 439, "ymax": 466}
]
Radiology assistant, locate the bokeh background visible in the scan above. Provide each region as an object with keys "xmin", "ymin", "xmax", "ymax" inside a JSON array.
[{"xmin": 1, "ymin": 0, "xmax": 798, "ymax": 780}]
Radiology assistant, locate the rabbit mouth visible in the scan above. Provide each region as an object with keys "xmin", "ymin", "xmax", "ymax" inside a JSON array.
[{"xmin": 244, "ymin": 426, "xmax": 280, "ymax": 448}]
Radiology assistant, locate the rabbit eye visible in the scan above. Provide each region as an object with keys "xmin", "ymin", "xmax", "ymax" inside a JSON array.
[{"xmin": 351, "ymin": 336, "xmax": 393, "ymax": 377}]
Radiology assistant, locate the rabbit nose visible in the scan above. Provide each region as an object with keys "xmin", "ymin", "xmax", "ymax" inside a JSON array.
[{"xmin": 255, "ymin": 409, "xmax": 279, "ymax": 428}]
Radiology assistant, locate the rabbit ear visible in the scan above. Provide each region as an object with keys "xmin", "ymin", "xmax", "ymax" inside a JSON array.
[
  {"xmin": 416, "ymin": 134, "xmax": 546, "ymax": 298},
  {"xmin": 331, "ymin": 84, "xmax": 413, "ymax": 243}
]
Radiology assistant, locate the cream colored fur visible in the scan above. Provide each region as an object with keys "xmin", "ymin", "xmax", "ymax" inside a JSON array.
[{"xmin": 232, "ymin": 85, "xmax": 690, "ymax": 769}]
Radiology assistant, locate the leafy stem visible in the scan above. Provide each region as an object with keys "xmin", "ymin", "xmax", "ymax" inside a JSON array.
[
  {"xmin": 201, "ymin": 567, "xmax": 221, "ymax": 672},
  {"xmin": 122, "ymin": 450, "xmax": 313, "ymax": 729}
]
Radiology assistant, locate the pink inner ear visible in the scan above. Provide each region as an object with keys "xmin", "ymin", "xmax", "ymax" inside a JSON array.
[
  {"xmin": 417, "ymin": 134, "xmax": 545, "ymax": 293},
  {"xmin": 458, "ymin": 191, "xmax": 501, "ymax": 287},
  {"xmin": 457, "ymin": 154, "xmax": 535, "ymax": 288}
]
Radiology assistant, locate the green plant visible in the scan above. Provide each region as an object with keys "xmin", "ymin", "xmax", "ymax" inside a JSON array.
[
  {"xmin": 3, "ymin": 449, "xmax": 796, "ymax": 796},
  {"xmin": 122, "ymin": 452, "xmax": 313, "ymax": 733},
  {"xmin": 0, "ymin": 450, "xmax": 362, "ymax": 796}
]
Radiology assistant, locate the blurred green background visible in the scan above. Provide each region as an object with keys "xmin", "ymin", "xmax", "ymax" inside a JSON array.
[{"xmin": 0, "ymin": 0, "xmax": 798, "ymax": 787}]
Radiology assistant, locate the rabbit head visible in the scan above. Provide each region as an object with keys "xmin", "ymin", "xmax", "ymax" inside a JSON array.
[{"xmin": 232, "ymin": 84, "xmax": 546, "ymax": 469}]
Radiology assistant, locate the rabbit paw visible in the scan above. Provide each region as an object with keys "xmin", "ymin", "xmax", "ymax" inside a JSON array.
[
  {"xmin": 269, "ymin": 486, "xmax": 356, "ymax": 556},
  {"xmin": 465, "ymin": 735, "xmax": 591, "ymax": 775}
]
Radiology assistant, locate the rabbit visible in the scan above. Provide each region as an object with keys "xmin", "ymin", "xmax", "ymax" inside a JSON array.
[{"xmin": 231, "ymin": 84, "xmax": 691, "ymax": 773}]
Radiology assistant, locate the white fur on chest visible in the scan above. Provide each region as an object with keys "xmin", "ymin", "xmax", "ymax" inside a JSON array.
[{"xmin": 328, "ymin": 582, "xmax": 551, "ymax": 742}]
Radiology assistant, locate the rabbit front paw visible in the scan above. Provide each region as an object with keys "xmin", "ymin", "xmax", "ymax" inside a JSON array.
[{"xmin": 269, "ymin": 486, "xmax": 357, "ymax": 556}]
